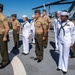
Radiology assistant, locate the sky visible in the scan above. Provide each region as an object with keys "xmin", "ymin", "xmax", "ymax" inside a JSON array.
[{"xmin": 0, "ymin": 0, "xmax": 73, "ymax": 19}]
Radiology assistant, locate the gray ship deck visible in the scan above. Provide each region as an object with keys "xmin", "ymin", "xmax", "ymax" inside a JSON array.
[{"xmin": 0, "ymin": 29, "xmax": 75, "ymax": 75}]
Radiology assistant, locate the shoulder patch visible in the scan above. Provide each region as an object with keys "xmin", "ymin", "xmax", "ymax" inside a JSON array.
[{"xmin": 66, "ymin": 24, "xmax": 70, "ymax": 26}]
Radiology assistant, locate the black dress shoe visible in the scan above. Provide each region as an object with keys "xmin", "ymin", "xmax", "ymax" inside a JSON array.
[
  {"xmin": 70, "ymin": 55, "xmax": 75, "ymax": 58},
  {"xmin": 57, "ymin": 68, "xmax": 61, "ymax": 71},
  {"xmin": 0, "ymin": 61, "xmax": 10, "ymax": 69},
  {"xmin": 0, "ymin": 63, "xmax": 2, "ymax": 65},
  {"xmin": 37, "ymin": 59, "xmax": 43, "ymax": 63},
  {"xmin": 44, "ymin": 46, "xmax": 47, "ymax": 49},
  {"xmin": 34, "ymin": 57, "xmax": 39, "ymax": 60},
  {"xmin": 25, "ymin": 53, "xmax": 29, "ymax": 55},
  {"xmin": 22, "ymin": 53, "xmax": 29, "ymax": 55},
  {"xmin": 63, "ymin": 71, "xmax": 67, "ymax": 74},
  {"xmin": 0, "ymin": 64, "xmax": 6, "ymax": 69}
]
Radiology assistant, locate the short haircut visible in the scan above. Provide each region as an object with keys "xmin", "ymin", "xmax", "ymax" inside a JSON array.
[
  {"xmin": 0, "ymin": 4, "xmax": 3, "ymax": 12},
  {"xmin": 43, "ymin": 9, "xmax": 46, "ymax": 13},
  {"xmin": 11, "ymin": 14, "xmax": 17, "ymax": 18},
  {"xmin": 35, "ymin": 10, "xmax": 41, "ymax": 14}
]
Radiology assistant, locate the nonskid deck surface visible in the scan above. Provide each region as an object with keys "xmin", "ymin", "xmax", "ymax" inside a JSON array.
[{"xmin": 0, "ymin": 30, "xmax": 75, "ymax": 75}]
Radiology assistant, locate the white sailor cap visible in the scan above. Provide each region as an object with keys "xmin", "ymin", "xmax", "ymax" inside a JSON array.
[
  {"xmin": 32, "ymin": 15, "xmax": 35, "ymax": 17},
  {"xmin": 57, "ymin": 11, "xmax": 61, "ymax": 14},
  {"xmin": 61, "ymin": 11, "xmax": 69, "ymax": 16},
  {"xmin": 22, "ymin": 15, "xmax": 28, "ymax": 18}
]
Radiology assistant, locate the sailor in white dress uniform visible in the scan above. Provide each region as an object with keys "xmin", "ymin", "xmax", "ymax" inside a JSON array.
[
  {"xmin": 21, "ymin": 15, "xmax": 31, "ymax": 55},
  {"xmin": 57, "ymin": 11, "xmax": 75, "ymax": 74},
  {"xmin": 30, "ymin": 15, "xmax": 35, "ymax": 44},
  {"xmin": 54, "ymin": 11, "xmax": 61, "ymax": 51}
]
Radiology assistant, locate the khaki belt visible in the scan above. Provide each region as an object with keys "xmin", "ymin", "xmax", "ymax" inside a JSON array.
[
  {"xmin": 35, "ymin": 32, "xmax": 43, "ymax": 35},
  {"xmin": 13, "ymin": 29, "xmax": 17, "ymax": 30}
]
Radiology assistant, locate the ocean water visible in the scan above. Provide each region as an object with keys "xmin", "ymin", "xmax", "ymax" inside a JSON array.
[{"xmin": 18, "ymin": 19, "xmax": 31, "ymax": 23}]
